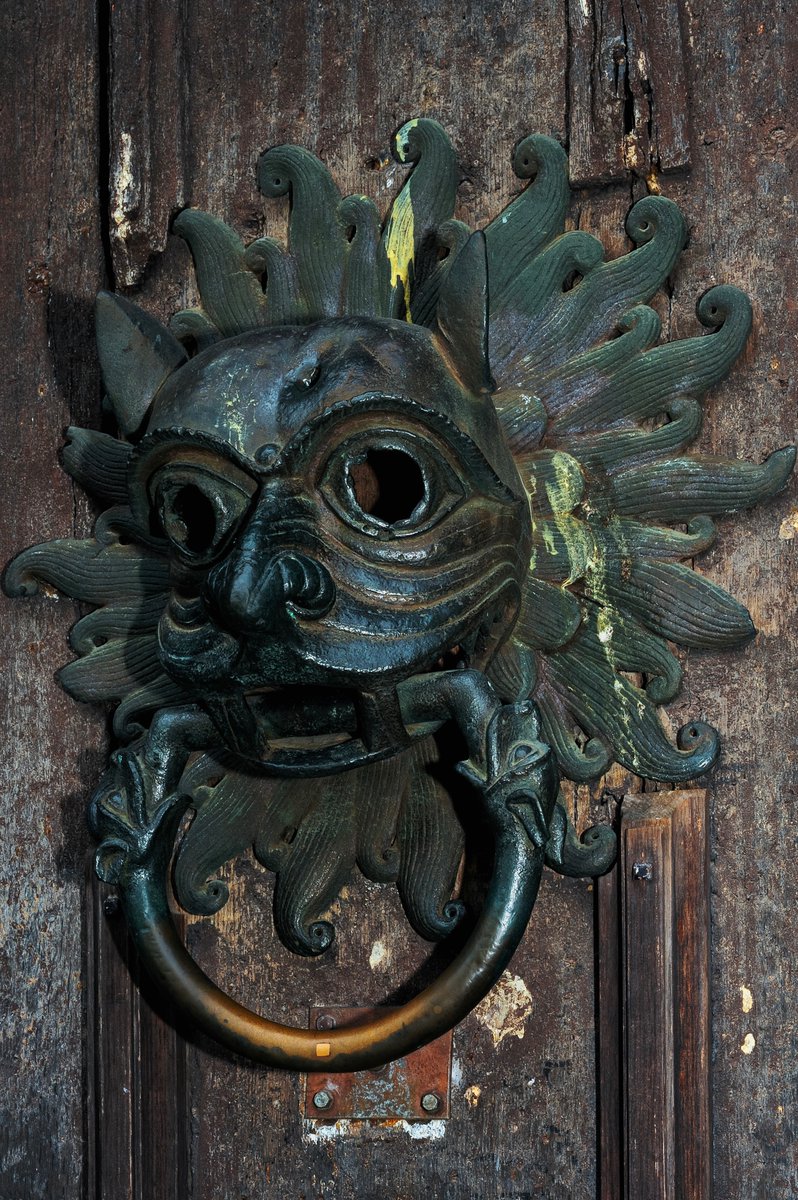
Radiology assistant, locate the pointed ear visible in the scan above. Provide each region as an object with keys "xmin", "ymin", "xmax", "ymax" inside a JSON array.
[
  {"xmin": 95, "ymin": 292, "xmax": 187, "ymax": 435},
  {"xmin": 434, "ymin": 231, "xmax": 492, "ymax": 395}
]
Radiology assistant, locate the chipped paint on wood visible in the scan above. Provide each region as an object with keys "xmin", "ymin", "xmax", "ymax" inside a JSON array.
[
  {"xmin": 473, "ymin": 971, "xmax": 534, "ymax": 1048},
  {"xmin": 302, "ymin": 1118, "xmax": 446, "ymax": 1144},
  {"xmin": 110, "ymin": 131, "xmax": 140, "ymax": 286},
  {"xmin": 778, "ymin": 509, "xmax": 798, "ymax": 539},
  {"xmin": 368, "ymin": 939, "xmax": 389, "ymax": 970},
  {"xmin": 740, "ymin": 985, "xmax": 754, "ymax": 1013},
  {"xmin": 740, "ymin": 1033, "xmax": 756, "ymax": 1055}
]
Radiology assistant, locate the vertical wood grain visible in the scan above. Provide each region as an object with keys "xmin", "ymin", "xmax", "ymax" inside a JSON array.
[
  {"xmin": 662, "ymin": 5, "xmax": 798, "ymax": 1193},
  {"xmin": 1, "ymin": 1, "xmax": 796, "ymax": 1197},
  {"xmin": 567, "ymin": 0, "xmax": 691, "ymax": 187},
  {"xmin": 622, "ymin": 809, "xmax": 678, "ymax": 1198},
  {"xmin": 620, "ymin": 790, "xmax": 712, "ymax": 1200},
  {"xmin": 0, "ymin": 3, "xmax": 105, "ymax": 1197},
  {"xmin": 596, "ymin": 863, "xmax": 622, "ymax": 1200},
  {"xmin": 87, "ymin": 881, "xmax": 191, "ymax": 1200}
]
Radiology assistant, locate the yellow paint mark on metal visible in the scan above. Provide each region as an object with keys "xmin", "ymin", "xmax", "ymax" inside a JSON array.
[
  {"xmin": 473, "ymin": 971, "xmax": 533, "ymax": 1048},
  {"xmin": 597, "ymin": 610, "xmax": 614, "ymax": 644},
  {"xmin": 464, "ymin": 1085, "xmax": 482, "ymax": 1108},
  {"xmin": 383, "ymin": 119, "xmax": 419, "ymax": 321},
  {"xmin": 384, "ymin": 188, "xmax": 415, "ymax": 320},
  {"xmin": 544, "ymin": 452, "xmax": 584, "ymax": 515},
  {"xmin": 537, "ymin": 453, "xmax": 591, "ymax": 583},
  {"xmin": 395, "ymin": 118, "xmax": 420, "ymax": 161},
  {"xmin": 740, "ymin": 984, "xmax": 754, "ymax": 1013},
  {"xmin": 541, "ymin": 524, "xmax": 557, "ymax": 556},
  {"xmin": 778, "ymin": 509, "xmax": 798, "ymax": 540},
  {"xmin": 316, "ymin": 1042, "xmax": 331, "ymax": 1057},
  {"xmin": 740, "ymin": 1033, "xmax": 756, "ymax": 1055},
  {"xmin": 523, "ymin": 451, "xmax": 590, "ymax": 583},
  {"xmin": 546, "ymin": 518, "xmax": 591, "ymax": 585}
]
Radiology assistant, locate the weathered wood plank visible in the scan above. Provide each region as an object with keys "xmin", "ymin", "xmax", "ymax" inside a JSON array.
[
  {"xmin": 661, "ymin": 3, "xmax": 798, "ymax": 1193},
  {"xmin": 87, "ymin": 885, "xmax": 136, "ymax": 1200},
  {"xmin": 596, "ymin": 863, "xmax": 622, "ymax": 1200},
  {"xmin": 568, "ymin": 0, "xmax": 691, "ymax": 187},
  {"xmin": 622, "ymin": 808, "xmax": 677, "ymax": 1198},
  {"xmin": 88, "ymin": 884, "xmax": 191, "ymax": 1200},
  {"xmin": 107, "ymin": 2, "xmax": 187, "ymax": 288},
  {"xmin": 133, "ymin": 911, "xmax": 191, "ymax": 1200},
  {"xmin": 671, "ymin": 792, "xmax": 712, "ymax": 1200},
  {"xmin": 598, "ymin": 790, "xmax": 712, "ymax": 1199},
  {"xmin": 621, "ymin": 789, "xmax": 712, "ymax": 1199},
  {"xmin": 2, "ymin": 1, "xmax": 794, "ymax": 1197},
  {"xmin": 0, "ymin": 3, "xmax": 105, "ymax": 1197}
]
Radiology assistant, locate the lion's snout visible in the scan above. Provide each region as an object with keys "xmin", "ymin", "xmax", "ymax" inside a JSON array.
[{"xmin": 205, "ymin": 548, "xmax": 336, "ymax": 635}]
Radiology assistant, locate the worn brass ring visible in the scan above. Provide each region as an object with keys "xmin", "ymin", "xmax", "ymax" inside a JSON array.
[{"xmin": 120, "ymin": 787, "xmax": 545, "ymax": 1071}]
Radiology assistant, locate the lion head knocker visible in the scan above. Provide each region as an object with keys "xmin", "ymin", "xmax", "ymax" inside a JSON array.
[{"xmin": 6, "ymin": 118, "xmax": 793, "ymax": 1069}]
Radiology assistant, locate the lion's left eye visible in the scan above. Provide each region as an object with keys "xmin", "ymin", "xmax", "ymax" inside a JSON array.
[
  {"xmin": 320, "ymin": 433, "xmax": 464, "ymax": 536},
  {"xmin": 151, "ymin": 467, "xmax": 254, "ymax": 560}
]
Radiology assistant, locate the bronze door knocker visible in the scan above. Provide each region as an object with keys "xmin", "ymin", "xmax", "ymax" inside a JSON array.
[{"xmin": 6, "ymin": 118, "xmax": 793, "ymax": 1069}]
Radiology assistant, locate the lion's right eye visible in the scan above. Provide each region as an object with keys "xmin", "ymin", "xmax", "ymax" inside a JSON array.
[
  {"xmin": 159, "ymin": 482, "xmax": 216, "ymax": 553},
  {"xmin": 150, "ymin": 467, "xmax": 254, "ymax": 561}
]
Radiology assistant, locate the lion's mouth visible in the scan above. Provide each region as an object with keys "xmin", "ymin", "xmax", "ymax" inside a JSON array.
[{"xmin": 201, "ymin": 640, "xmax": 475, "ymax": 775}]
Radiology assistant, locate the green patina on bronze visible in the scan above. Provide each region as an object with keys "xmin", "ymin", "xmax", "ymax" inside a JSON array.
[{"xmin": 5, "ymin": 118, "xmax": 794, "ymax": 1070}]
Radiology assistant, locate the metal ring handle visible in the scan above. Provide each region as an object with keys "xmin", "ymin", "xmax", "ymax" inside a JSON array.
[
  {"xmin": 95, "ymin": 695, "xmax": 561, "ymax": 1071},
  {"xmin": 121, "ymin": 788, "xmax": 545, "ymax": 1071}
]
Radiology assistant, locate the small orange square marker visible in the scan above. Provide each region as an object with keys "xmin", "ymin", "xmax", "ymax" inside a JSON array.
[{"xmin": 315, "ymin": 1042, "xmax": 331, "ymax": 1057}]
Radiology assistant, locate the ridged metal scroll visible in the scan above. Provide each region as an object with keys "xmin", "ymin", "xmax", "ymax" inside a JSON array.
[{"xmin": 5, "ymin": 119, "xmax": 793, "ymax": 1069}]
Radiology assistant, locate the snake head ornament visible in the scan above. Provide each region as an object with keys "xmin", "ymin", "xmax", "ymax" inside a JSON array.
[{"xmin": 6, "ymin": 118, "xmax": 794, "ymax": 1070}]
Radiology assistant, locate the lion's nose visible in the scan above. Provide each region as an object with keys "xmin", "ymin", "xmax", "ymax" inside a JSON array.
[{"xmin": 205, "ymin": 550, "xmax": 335, "ymax": 633}]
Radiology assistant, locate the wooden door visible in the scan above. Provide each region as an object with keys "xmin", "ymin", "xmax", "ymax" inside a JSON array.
[{"xmin": 2, "ymin": 2, "xmax": 795, "ymax": 1197}]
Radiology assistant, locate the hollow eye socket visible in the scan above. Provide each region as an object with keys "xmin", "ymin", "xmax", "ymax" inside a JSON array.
[
  {"xmin": 320, "ymin": 433, "xmax": 464, "ymax": 537},
  {"xmin": 150, "ymin": 466, "xmax": 254, "ymax": 561},
  {"xmin": 348, "ymin": 448, "xmax": 426, "ymax": 524},
  {"xmin": 160, "ymin": 483, "xmax": 217, "ymax": 554}
]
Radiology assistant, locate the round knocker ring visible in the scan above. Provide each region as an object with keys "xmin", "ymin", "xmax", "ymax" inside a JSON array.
[{"xmin": 90, "ymin": 686, "xmax": 613, "ymax": 1070}]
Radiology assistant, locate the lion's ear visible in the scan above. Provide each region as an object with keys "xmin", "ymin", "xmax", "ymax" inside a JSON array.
[
  {"xmin": 434, "ymin": 231, "xmax": 493, "ymax": 396},
  {"xmin": 95, "ymin": 292, "xmax": 187, "ymax": 436}
]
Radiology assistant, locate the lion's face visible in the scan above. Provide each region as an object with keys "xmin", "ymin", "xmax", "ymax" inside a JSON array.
[{"xmin": 127, "ymin": 316, "xmax": 530, "ymax": 773}]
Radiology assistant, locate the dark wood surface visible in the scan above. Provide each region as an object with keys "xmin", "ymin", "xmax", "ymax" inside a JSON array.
[
  {"xmin": 619, "ymin": 790, "xmax": 712, "ymax": 1200},
  {"xmin": 567, "ymin": 0, "xmax": 691, "ymax": 186},
  {"xmin": 0, "ymin": 4, "xmax": 105, "ymax": 1198},
  {"xmin": 1, "ymin": 1, "xmax": 796, "ymax": 1197}
]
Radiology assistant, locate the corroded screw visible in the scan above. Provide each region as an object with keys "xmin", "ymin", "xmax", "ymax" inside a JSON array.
[
  {"xmin": 632, "ymin": 861, "xmax": 653, "ymax": 881},
  {"xmin": 312, "ymin": 1090, "xmax": 333, "ymax": 1111},
  {"xmin": 315, "ymin": 1013, "xmax": 336, "ymax": 1031},
  {"xmin": 420, "ymin": 1092, "xmax": 440, "ymax": 1113}
]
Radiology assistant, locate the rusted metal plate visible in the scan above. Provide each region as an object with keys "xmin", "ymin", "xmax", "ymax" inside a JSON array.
[{"xmin": 304, "ymin": 1008, "xmax": 452, "ymax": 1121}]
